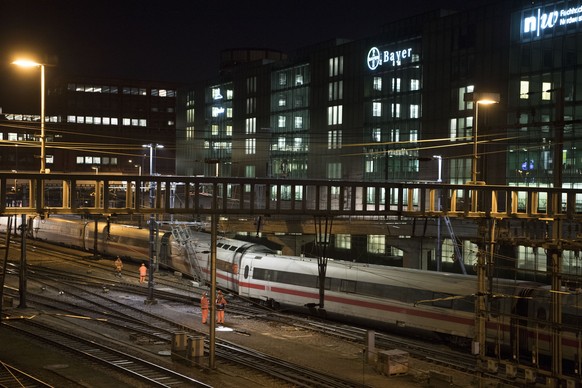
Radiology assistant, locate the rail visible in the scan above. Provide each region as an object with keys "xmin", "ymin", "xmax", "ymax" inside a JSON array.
[{"xmin": 1, "ymin": 173, "xmax": 582, "ymax": 221}]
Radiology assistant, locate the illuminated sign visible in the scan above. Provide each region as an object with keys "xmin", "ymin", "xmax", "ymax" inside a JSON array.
[
  {"xmin": 367, "ymin": 46, "xmax": 413, "ymax": 71},
  {"xmin": 522, "ymin": 4, "xmax": 582, "ymax": 39}
]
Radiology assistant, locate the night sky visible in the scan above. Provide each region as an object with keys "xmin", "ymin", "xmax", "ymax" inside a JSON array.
[{"xmin": 0, "ymin": 0, "xmax": 495, "ymax": 112}]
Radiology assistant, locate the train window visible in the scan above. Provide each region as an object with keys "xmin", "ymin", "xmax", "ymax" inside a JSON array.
[
  {"xmin": 244, "ymin": 265, "xmax": 249, "ymax": 279},
  {"xmin": 340, "ymin": 279, "xmax": 356, "ymax": 293},
  {"xmin": 229, "ymin": 246, "xmax": 237, "ymax": 251},
  {"xmin": 222, "ymin": 244, "xmax": 231, "ymax": 250}
]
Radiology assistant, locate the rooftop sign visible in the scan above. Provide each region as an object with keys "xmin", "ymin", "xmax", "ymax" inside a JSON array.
[
  {"xmin": 367, "ymin": 46, "xmax": 413, "ymax": 71},
  {"xmin": 521, "ymin": 3, "xmax": 582, "ymax": 40}
]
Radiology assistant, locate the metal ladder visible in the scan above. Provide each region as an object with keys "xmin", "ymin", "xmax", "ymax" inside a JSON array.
[
  {"xmin": 443, "ymin": 216, "xmax": 467, "ymax": 275},
  {"xmin": 171, "ymin": 225, "xmax": 205, "ymax": 283}
]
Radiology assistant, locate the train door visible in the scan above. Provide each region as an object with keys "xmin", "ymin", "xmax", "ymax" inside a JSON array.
[
  {"xmin": 238, "ymin": 254, "xmax": 256, "ymax": 298},
  {"xmin": 510, "ymin": 288, "xmax": 534, "ymax": 362}
]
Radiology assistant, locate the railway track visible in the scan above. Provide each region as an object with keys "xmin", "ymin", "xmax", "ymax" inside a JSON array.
[
  {"xmin": 1, "ymin": 319, "xmax": 210, "ymax": 387},
  {"xmin": 0, "ymin": 360, "xmax": 54, "ymax": 388}
]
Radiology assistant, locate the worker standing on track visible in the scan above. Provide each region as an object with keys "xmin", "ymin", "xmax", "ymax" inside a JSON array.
[
  {"xmin": 139, "ymin": 263, "xmax": 147, "ymax": 284},
  {"xmin": 216, "ymin": 290, "xmax": 227, "ymax": 325},
  {"xmin": 114, "ymin": 256, "xmax": 123, "ymax": 277},
  {"xmin": 200, "ymin": 292, "xmax": 209, "ymax": 324}
]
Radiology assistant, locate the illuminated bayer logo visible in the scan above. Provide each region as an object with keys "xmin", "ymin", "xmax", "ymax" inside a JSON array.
[{"xmin": 367, "ymin": 47, "xmax": 382, "ymax": 70}]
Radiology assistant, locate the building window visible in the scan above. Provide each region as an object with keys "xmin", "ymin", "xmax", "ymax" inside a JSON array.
[
  {"xmin": 212, "ymin": 88, "xmax": 223, "ymax": 100},
  {"xmin": 296, "ymin": 74, "xmax": 304, "ymax": 85},
  {"xmin": 212, "ymin": 125, "xmax": 219, "ymax": 135},
  {"xmin": 245, "ymin": 117, "xmax": 256, "ymax": 134},
  {"xmin": 329, "ymin": 56, "xmax": 344, "ymax": 77},
  {"xmin": 278, "ymin": 115, "xmax": 286, "ymax": 128},
  {"xmin": 458, "ymin": 85, "xmax": 474, "ymax": 110},
  {"xmin": 410, "ymin": 79, "xmax": 420, "ymax": 91},
  {"xmin": 542, "ymin": 82, "xmax": 552, "ymax": 100},
  {"xmin": 335, "ymin": 234, "xmax": 351, "ymax": 249},
  {"xmin": 520, "ymin": 80, "xmax": 529, "ymax": 99},
  {"xmin": 372, "ymin": 102, "xmax": 382, "ymax": 117},
  {"xmin": 247, "ymin": 97, "xmax": 256, "ymax": 114},
  {"xmin": 279, "ymin": 73, "xmax": 287, "ymax": 86},
  {"xmin": 294, "ymin": 116, "xmax": 303, "ymax": 129},
  {"xmin": 410, "ymin": 129, "xmax": 418, "ymax": 143},
  {"xmin": 410, "ymin": 104, "xmax": 419, "ymax": 119},
  {"xmin": 328, "ymin": 130, "xmax": 342, "ymax": 149},
  {"xmin": 391, "ymin": 103, "xmax": 400, "ymax": 118},
  {"xmin": 245, "ymin": 138, "xmax": 256, "ymax": 155},
  {"xmin": 327, "ymin": 162, "xmax": 341, "ymax": 179},
  {"xmin": 278, "ymin": 96, "xmax": 286, "ymax": 107},
  {"xmin": 372, "ymin": 128, "xmax": 381, "ymax": 142},
  {"xmin": 329, "ymin": 81, "xmax": 343, "ymax": 101},
  {"xmin": 327, "ymin": 105, "xmax": 343, "ymax": 125},
  {"xmin": 365, "ymin": 159, "xmax": 376, "ymax": 173},
  {"xmin": 392, "ymin": 78, "xmax": 401, "ymax": 92},
  {"xmin": 226, "ymin": 125, "xmax": 232, "ymax": 136},
  {"xmin": 247, "ymin": 76, "xmax": 256, "ymax": 93},
  {"xmin": 373, "ymin": 77, "xmax": 382, "ymax": 91},
  {"xmin": 367, "ymin": 235, "xmax": 386, "ymax": 254},
  {"xmin": 390, "ymin": 128, "xmax": 400, "ymax": 143}
]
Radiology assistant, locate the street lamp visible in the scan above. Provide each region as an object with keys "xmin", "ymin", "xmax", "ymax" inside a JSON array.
[
  {"xmin": 12, "ymin": 59, "xmax": 47, "ymax": 174},
  {"xmin": 464, "ymin": 92, "xmax": 500, "ymax": 184}
]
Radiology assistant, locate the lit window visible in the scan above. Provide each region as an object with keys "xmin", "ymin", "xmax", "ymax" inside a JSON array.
[
  {"xmin": 335, "ymin": 234, "xmax": 351, "ymax": 249},
  {"xmin": 391, "ymin": 103, "xmax": 400, "ymax": 118},
  {"xmin": 226, "ymin": 125, "xmax": 232, "ymax": 136},
  {"xmin": 410, "ymin": 79, "xmax": 420, "ymax": 91},
  {"xmin": 76, "ymin": 156, "xmax": 84, "ymax": 164},
  {"xmin": 296, "ymin": 74, "xmax": 303, "ymax": 85},
  {"xmin": 328, "ymin": 130, "xmax": 342, "ymax": 149},
  {"xmin": 212, "ymin": 125, "xmax": 219, "ymax": 135},
  {"xmin": 111, "ymin": 118, "xmax": 118, "ymax": 125},
  {"xmin": 227, "ymin": 108, "xmax": 233, "ymax": 118},
  {"xmin": 278, "ymin": 116, "xmax": 286, "ymax": 128},
  {"xmin": 372, "ymin": 128, "xmax": 381, "ymax": 142},
  {"xmin": 245, "ymin": 138, "xmax": 256, "ymax": 154},
  {"xmin": 93, "ymin": 157, "xmax": 101, "ymax": 164},
  {"xmin": 372, "ymin": 102, "xmax": 382, "ymax": 117},
  {"xmin": 123, "ymin": 118, "xmax": 131, "ymax": 126},
  {"xmin": 85, "ymin": 156, "xmax": 93, "ymax": 164},
  {"xmin": 373, "ymin": 77, "xmax": 382, "ymax": 91},
  {"xmin": 226, "ymin": 89, "xmax": 233, "ymax": 99},
  {"xmin": 392, "ymin": 78, "xmax": 401, "ymax": 92},
  {"xmin": 520, "ymin": 81, "xmax": 529, "ymax": 99},
  {"xmin": 410, "ymin": 105, "xmax": 419, "ymax": 119},
  {"xmin": 212, "ymin": 88, "xmax": 223, "ymax": 100},
  {"xmin": 246, "ymin": 117, "xmax": 256, "ymax": 134},
  {"xmin": 367, "ymin": 235, "xmax": 386, "ymax": 254},
  {"xmin": 295, "ymin": 116, "xmax": 303, "ymax": 129},
  {"xmin": 542, "ymin": 82, "xmax": 552, "ymax": 100},
  {"xmin": 327, "ymin": 105, "xmax": 343, "ymax": 125}
]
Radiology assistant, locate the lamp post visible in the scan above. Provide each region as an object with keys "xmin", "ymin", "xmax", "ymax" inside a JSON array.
[
  {"xmin": 464, "ymin": 92, "xmax": 499, "ymax": 365},
  {"xmin": 464, "ymin": 92, "xmax": 500, "ymax": 184},
  {"xmin": 12, "ymin": 60, "xmax": 46, "ymax": 173},
  {"xmin": 142, "ymin": 143, "xmax": 163, "ymax": 304}
]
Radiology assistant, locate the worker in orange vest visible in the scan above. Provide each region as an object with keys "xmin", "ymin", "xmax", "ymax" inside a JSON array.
[
  {"xmin": 114, "ymin": 257, "xmax": 123, "ymax": 277},
  {"xmin": 139, "ymin": 263, "xmax": 147, "ymax": 284},
  {"xmin": 216, "ymin": 290, "xmax": 227, "ymax": 325},
  {"xmin": 200, "ymin": 292, "xmax": 209, "ymax": 324}
]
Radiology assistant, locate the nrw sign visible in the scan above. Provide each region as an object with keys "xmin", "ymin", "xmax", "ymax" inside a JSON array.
[{"xmin": 522, "ymin": 4, "xmax": 582, "ymax": 39}]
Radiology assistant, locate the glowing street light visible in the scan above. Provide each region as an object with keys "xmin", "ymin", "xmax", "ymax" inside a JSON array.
[{"xmin": 12, "ymin": 59, "xmax": 47, "ymax": 173}]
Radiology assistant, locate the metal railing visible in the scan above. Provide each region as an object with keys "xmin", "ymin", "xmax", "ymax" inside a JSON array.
[{"xmin": 1, "ymin": 173, "xmax": 582, "ymax": 221}]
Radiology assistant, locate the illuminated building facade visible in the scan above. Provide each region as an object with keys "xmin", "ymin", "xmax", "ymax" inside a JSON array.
[{"xmin": 1, "ymin": 75, "xmax": 179, "ymax": 175}]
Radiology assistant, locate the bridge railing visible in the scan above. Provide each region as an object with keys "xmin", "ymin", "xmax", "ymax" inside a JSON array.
[{"xmin": 1, "ymin": 173, "xmax": 581, "ymax": 220}]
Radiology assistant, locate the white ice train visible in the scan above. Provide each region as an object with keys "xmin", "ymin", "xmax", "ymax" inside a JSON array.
[{"xmin": 1, "ymin": 216, "xmax": 581, "ymax": 372}]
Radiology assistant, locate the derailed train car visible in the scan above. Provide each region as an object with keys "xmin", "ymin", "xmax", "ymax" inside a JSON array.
[{"xmin": 1, "ymin": 215, "xmax": 580, "ymax": 374}]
